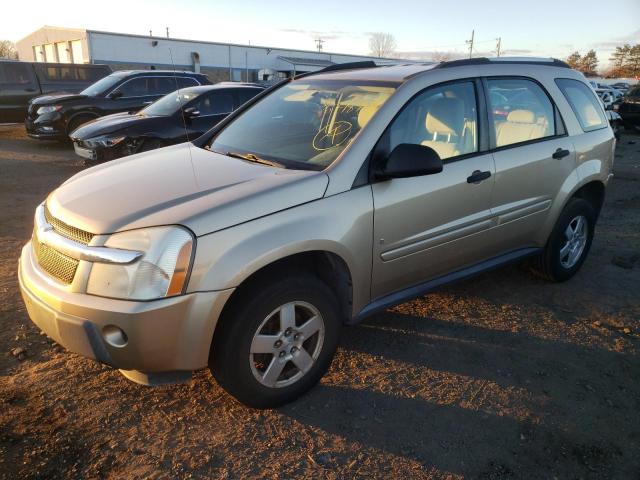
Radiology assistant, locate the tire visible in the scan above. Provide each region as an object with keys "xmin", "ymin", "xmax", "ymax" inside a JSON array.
[
  {"xmin": 66, "ymin": 114, "xmax": 96, "ymax": 135},
  {"xmin": 530, "ymin": 197, "xmax": 596, "ymax": 282},
  {"xmin": 210, "ymin": 274, "xmax": 342, "ymax": 408}
]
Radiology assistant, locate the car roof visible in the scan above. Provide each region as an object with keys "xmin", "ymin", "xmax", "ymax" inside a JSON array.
[
  {"xmin": 302, "ymin": 57, "xmax": 573, "ymax": 85},
  {"xmin": 109, "ymin": 70, "xmax": 205, "ymax": 77},
  {"xmin": 179, "ymin": 84, "xmax": 265, "ymax": 94}
]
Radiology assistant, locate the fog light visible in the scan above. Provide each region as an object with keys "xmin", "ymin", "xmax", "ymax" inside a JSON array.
[{"xmin": 102, "ymin": 325, "xmax": 128, "ymax": 347}]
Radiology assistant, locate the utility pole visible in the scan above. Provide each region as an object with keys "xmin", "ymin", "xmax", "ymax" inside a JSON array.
[
  {"xmin": 315, "ymin": 38, "xmax": 324, "ymax": 52},
  {"xmin": 166, "ymin": 27, "xmax": 169, "ymax": 38},
  {"xmin": 149, "ymin": 30, "xmax": 153, "ymax": 37},
  {"xmin": 496, "ymin": 37, "xmax": 502, "ymax": 57},
  {"xmin": 466, "ymin": 30, "xmax": 475, "ymax": 59}
]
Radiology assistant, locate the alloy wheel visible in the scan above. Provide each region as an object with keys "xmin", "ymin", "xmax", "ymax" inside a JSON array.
[
  {"xmin": 249, "ymin": 301, "xmax": 325, "ymax": 388},
  {"xmin": 559, "ymin": 215, "xmax": 588, "ymax": 269}
]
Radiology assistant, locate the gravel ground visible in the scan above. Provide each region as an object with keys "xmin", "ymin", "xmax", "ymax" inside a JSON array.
[{"xmin": 0, "ymin": 124, "xmax": 639, "ymax": 479}]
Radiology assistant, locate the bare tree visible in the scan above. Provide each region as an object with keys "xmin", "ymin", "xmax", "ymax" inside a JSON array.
[
  {"xmin": 0, "ymin": 40, "xmax": 18, "ymax": 60},
  {"xmin": 369, "ymin": 32, "xmax": 397, "ymax": 58}
]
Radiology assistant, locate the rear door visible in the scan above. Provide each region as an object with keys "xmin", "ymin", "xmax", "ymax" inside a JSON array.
[
  {"xmin": 371, "ymin": 80, "xmax": 497, "ymax": 299},
  {"xmin": 0, "ymin": 63, "xmax": 39, "ymax": 122},
  {"xmin": 483, "ymin": 77, "xmax": 576, "ymax": 254}
]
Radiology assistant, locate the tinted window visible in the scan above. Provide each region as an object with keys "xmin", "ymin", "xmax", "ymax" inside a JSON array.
[
  {"xmin": 196, "ymin": 91, "xmax": 234, "ymax": 115},
  {"xmin": 81, "ymin": 73, "xmax": 125, "ymax": 96},
  {"xmin": 555, "ymin": 78, "xmax": 607, "ymax": 132},
  {"xmin": 487, "ymin": 78, "xmax": 555, "ymax": 148},
  {"xmin": 0, "ymin": 63, "xmax": 34, "ymax": 85},
  {"xmin": 176, "ymin": 77, "xmax": 198, "ymax": 88},
  {"xmin": 117, "ymin": 77, "xmax": 150, "ymax": 97},
  {"xmin": 142, "ymin": 90, "xmax": 202, "ymax": 116},
  {"xmin": 152, "ymin": 77, "xmax": 180, "ymax": 95},
  {"xmin": 387, "ymin": 81, "xmax": 478, "ymax": 160},
  {"xmin": 236, "ymin": 88, "xmax": 262, "ymax": 106}
]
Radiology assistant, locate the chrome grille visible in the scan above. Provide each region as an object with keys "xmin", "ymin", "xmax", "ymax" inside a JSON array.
[
  {"xmin": 44, "ymin": 205, "xmax": 94, "ymax": 245},
  {"xmin": 33, "ymin": 239, "xmax": 79, "ymax": 284}
]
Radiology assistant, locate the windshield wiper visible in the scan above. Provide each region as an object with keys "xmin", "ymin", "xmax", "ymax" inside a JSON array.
[{"xmin": 224, "ymin": 151, "xmax": 284, "ymax": 168}]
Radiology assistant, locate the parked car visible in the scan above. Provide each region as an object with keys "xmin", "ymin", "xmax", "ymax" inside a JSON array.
[
  {"xmin": 19, "ymin": 58, "xmax": 614, "ymax": 408},
  {"xmin": 0, "ymin": 60, "xmax": 111, "ymax": 123},
  {"xmin": 69, "ymin": 83, "xmax": 265, "ymax": 162},
  {"xmin": 24, "ymin": 70, "xmax": 211, "ymax": 140},
  {"xmin": 610, "ymin": 82, "xmax": 631, "ymax": 93},
  {"xmin": 618, "ymin": 84, "xmax": 640, "ymax": 131}
]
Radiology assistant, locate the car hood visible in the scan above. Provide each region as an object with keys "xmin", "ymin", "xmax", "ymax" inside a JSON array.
[
  {"xmin": 46, "ymin": 143, "xmax": 329, "ymax": 236},
  {"xmin": 30, "ymin": 92, "xmax": 88, "ymax": 105},
  {"xmin": 71, "ymin": 112, "xmax": 149, "ymax": 139}
]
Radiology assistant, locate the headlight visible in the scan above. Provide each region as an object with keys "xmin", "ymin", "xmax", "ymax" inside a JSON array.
[
  {"xmin": 86, "ymin": 226, "xmax": 194, "ymax": 300},
  {"xmin": 36, "ymin": 105, "xmax": 62, "ymax": 115},
  {"xmin": 85, "ymin": 135, "xmax": 126, "ymax": 148}
]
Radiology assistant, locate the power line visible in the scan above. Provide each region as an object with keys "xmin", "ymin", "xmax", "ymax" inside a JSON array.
[{"xmin": 315, "ymin": 38, "xmax": 324, "ymax": 52}]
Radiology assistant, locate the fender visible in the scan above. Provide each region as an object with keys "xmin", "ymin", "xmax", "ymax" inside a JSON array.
[{"xmin": 187, "ymin": 187, "xmax": 375, "ymax": 316}]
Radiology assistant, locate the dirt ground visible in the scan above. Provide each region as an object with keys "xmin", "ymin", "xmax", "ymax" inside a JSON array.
[{"xmin": 0, "ymin": 123, "xmax": 638, "ymax": 479}]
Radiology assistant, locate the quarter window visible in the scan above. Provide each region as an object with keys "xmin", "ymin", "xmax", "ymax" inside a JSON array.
[
  {"xmin": 387, "ymin": 81, "xmax": 478, "ymax": 160},
  {"xmin": 555, "ymin": 78, "xmax": 607, "ymax": 132},
  {"xmin": 486, "ymin": 78, "xmax": 556, "ymax": 148}
]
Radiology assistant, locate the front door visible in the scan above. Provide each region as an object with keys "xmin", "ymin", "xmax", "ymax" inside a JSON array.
[{"xmin": 371, "ymin": 80, "xmax": 496, "ymax": 299}]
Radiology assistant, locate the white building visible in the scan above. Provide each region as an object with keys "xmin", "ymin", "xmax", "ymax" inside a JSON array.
[{"xmin": 17, "ymin": 26, "xmax": 411, "ymax": 82}]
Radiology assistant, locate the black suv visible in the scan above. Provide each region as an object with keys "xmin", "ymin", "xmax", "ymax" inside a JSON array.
[
  {"xmin": 25, "ymin": 70, "xmax": 211, "ymax": 140},
  {"xmin": 0, "ymin": 60, "xmax": 111, "ymax": 123}
]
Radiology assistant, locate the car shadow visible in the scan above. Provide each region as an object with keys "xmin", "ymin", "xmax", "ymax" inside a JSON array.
[{"xmin": 280, "ymin": 308, "xmax": 639, "ymax": 477}]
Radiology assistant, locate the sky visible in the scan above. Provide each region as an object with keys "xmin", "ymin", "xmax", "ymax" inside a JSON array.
[{"xmin": 2, "ymin": 0, "xmax": 639, "ymax": 67}]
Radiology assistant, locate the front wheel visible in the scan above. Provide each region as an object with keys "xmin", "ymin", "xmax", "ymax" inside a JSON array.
[
  {"xmin": 210, "ymin": 274, "xmax": 341, "ymax": 408},
  {"xmin": 530, "ymin": 197, "xmax": 596, "ymax": 282}
]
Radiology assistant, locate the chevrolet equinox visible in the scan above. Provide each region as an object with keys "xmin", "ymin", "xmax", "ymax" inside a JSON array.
[{"xmin": 19, "ymin": 58, "xmax": 615, "ymax": 408}]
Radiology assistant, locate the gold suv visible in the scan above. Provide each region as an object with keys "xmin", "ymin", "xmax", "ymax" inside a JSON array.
[{"xmin": 19, "ymin": 58, "xmax": 615, "ymax": 407}]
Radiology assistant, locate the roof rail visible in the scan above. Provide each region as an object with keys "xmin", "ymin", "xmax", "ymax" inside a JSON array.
[
  {"xmin": 434, "ymin": 57, "xmax": 571, "ymax": 69},
  {"xmin": 295, "ymin": 60, "xmax": 378, "ymax": 79}
]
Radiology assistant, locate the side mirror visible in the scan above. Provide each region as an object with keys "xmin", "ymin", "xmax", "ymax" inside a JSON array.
[
  {"xmin": 183, "ymin": 106, "xmax": 200, "ymax": 119},
  {"xmin": 108, "ymin": 90, "xmax": 123, "ymax": 100},
  {"xmin": 375, "ymin": 143, "xmax": 443, "ymax": 180}
]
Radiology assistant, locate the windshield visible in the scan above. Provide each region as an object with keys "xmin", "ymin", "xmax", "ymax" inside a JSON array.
[
  {"xmin": 208, "ymin": 80, "xmax": 396, "ymax": 170},
  {"xmin": 80, "ymin": 74, "xmax": 125, "ymax": 97},
  {"xmin": 141, "ymin": 89, "xmax": 202, "ymax": 116}
]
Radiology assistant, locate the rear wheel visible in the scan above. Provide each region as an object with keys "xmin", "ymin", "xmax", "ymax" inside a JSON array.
[
  {"xmin": 530, "ymin": 197, "xmax": 596, "ymax": 282},
  {"xmin": 210, "ymin": 274, "xmax": 341, "ymax": 408}
]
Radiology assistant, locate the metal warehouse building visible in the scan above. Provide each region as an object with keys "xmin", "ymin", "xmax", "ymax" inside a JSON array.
[{"xmin": 17, "ymin": 26, "xmax": 408, "ymax": 83}]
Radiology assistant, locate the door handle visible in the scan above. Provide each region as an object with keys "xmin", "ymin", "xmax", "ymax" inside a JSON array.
[
  {"xmin": 467, "ymin": 170, "xmax": 491, "ymax": 184},
  {"xmin": 552, "ymin": 148, "xmax": 570, "ymax": 159}
]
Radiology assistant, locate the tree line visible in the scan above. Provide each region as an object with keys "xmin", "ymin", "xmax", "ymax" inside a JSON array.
[{"xmin": 607, "ymin": 44, "xmax": 640, "ymax": 78}]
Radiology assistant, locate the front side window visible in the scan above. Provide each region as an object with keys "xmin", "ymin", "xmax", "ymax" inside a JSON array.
[
  {"xmin": 208, "ymin": 80, "xmax": 396, "ymax": 170},
  {"xmin": 117, "ymin": 77, "xmax": 150, "ymax": 97},
  {"xmin": 555, "ymin": 78, "xmax": 608, "ymax": 132},
  {"xmin": 387, "ymin": 81, "xmax": 478, "ymax": 160},
  {"xmin": 195, "ymin": 91, "xmax": 234, "ymax": 115},
  {"xmin": 487, "ymin": 78, "xmax": 556, "ymax": 148}
]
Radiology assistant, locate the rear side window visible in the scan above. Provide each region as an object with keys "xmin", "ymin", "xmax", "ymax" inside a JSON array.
[
  {"xmin": 486, "ymin": 78, "xmax": 556, "ymax": 148},
  {"xmin": 176, "ymin": 77, "xmax": 198, "ymax": 88},
  {"xmin": 555, "ymin": 79, "xmax": 607, "ymax": 132}
]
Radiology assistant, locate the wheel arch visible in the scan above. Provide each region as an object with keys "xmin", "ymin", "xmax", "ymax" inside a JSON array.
[
  {"xmin": 209, "ymin": 250, "xmax": 354, "ymax": 356},
  {"xmin": 66, "ymin": 110, "xmax": 100, "ymax": 134}
]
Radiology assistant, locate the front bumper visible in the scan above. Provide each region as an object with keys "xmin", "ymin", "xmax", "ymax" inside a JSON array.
[
  {"xmin": 19, "ymin": 241, "xmax": 234, "ymax": 380},
  {"xmin": 71, "ymin": 139, "xmax": 127, "ymax": 163},
  {"xmin": 24, "ymin": 114, "xmax": 67, "ymax": 140}
]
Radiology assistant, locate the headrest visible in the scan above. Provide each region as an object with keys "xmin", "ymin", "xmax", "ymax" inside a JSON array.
[
  {"xmin": 425, "ymin": 97, "xmax": 465, "ymax": 136},
  {"xmin": 506, "ymin": 109, "xmax": 536, "ymax": 124},
  {"xmin": 358, "ymin": 105, "xmax": 379, "ymax": 128}
]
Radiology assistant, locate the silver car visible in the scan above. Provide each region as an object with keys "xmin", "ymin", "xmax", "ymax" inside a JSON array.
[{"xmin": 19, "ymin": 58, "xmax": 615, "ymax": 407}]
